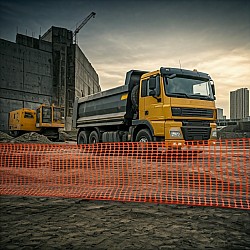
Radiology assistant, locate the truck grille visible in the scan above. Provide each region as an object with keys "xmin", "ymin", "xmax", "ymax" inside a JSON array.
[
  {"xmin": 181, "ymin": 127, "xmax": 211, "ymax": 141},
  {"xmin": 172, "ymin": 107, "xmax": 213, "ymax": 118}
]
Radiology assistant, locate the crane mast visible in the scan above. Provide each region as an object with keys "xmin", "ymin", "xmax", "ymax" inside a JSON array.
[{"xmin": 73, "ymin": 12, "xmax": 96, "ymax": 44}]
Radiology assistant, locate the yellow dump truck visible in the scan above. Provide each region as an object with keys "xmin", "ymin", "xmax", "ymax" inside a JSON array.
[
  {"xmin": 9, "ymin": 104, "xmax": 64, "ymax": 140},
  {"xmin": 73, "ymin": 67, "xmax": 217, "ymax": 146}
]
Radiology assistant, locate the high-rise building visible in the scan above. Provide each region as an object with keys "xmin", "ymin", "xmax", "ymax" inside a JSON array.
[
  {"xmin": 230, "ymin": 88, "xmax": 249, "ymax": 119},
  {"xmin": 217, "ymin": 108, "xmax": 224, "ymax": 120}
]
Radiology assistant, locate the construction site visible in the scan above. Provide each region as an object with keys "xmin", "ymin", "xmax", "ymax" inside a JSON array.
[
  {"xmin": 0, "ymin": 10, "xmax": 250, "ymax": 250},
  {"xmin": 0, "ymin": 12, "xmax": 100, "ymax": 133}
]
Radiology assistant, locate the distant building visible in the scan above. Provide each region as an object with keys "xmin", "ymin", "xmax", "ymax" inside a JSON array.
[
  {"xmin": 217, "ymin": 108, "xmax": 224, "ymax": 120},
  {"xmin": 230, "ymin": 88, "xmax": 249, "ymax": 120},
  {"xmin": 0, "ymin": 26, "xmax": 101, "ymax": 131}
]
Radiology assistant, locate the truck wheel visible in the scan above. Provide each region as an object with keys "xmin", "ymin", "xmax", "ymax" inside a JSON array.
[
  {"xmin": 89, "ymin": 131, "xmax": 99, "ymax": 144},
  {"xmin": 102, "ymin": 132, "xmax": 108, "ymax": 143},
  {"xmin": 122, "ymin": 132, "xmax": 128, "ymax": 142},
  {"xmin": 77, "ymin": 131, "xmax": 89, "ymax": 144},
  {"xmin": 112, "ymin": 131, "xmax": 120, "ymax": 142},
  {"xmin": 131, "ymin": 85, "xmax": 139, "ymax": 111},
  {"xmin": 135, "ymin": 129, "xmax": 153, "ymax": 142}
]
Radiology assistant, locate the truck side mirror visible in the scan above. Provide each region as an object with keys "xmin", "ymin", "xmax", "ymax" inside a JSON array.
[
  {"xmin": 149, "ymin": 77, "xmax": 156, "ymax": 90},
  {"xmin": 149, "ymin": 76, "xmax": 160, "ymax": 97},
  {"xmin": 149, "ymin": 90, "xmax": 156, "ymax": 97},
  {"xmin": 149, "ymin": 76, "xmax": 161, "ymax": 102},
  {"xmin": 211, "ymin": 82, "xmax": 216, "ymax": 100},
  {"xmin": 211, "ymin": 83, "xmax": 215, "ymax": 95}
]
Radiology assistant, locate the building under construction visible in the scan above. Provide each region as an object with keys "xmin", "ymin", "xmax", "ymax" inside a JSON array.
[{"xmin": 0, "ymin": 26, "xmax": 100, "ymax": 132}]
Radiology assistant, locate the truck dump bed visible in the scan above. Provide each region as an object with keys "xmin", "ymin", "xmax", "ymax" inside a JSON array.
[
  {"xmin": 73, "ymin": 85, "xmax": 131, "ymax": 128},
  {"xmin": 73, "ymin": 70, "xmax": 148, "ymax": 129}
]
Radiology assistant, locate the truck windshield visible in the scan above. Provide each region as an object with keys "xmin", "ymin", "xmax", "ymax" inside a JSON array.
[{"xmin": 164, "ymin": 76, "xmax": 215, "ymax": 100}]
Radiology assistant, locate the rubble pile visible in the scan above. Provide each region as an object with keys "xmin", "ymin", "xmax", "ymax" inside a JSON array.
[
  {"xmin": 59, "ymin": 130, "xmax": 77, "ymax": 141},
  {"xmin": 0, "ymin": 131, "xmax": 13, "ymax": 142},
  {"xmin": 11, "ymin": 132, "xmax": 52, "ymax": 144}
]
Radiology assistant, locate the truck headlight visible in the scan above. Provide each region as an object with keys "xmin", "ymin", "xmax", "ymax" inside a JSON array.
[
  {"xmin": 170, "ymin": 131, "xmax": 182, "ymax": 138},
  {"xmin": 211, "ymin": 130, "xmax": 217, "ymax": 138}
]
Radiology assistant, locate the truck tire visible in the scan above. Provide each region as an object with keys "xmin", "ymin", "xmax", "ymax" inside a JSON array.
[
  {"xmin": 77, "ymin": 131, "xmax": 89, "ymax": 144},
  {"xmin": 122, "ymin": 132, "xmax": 128, "ymax": 142},
  {"xmin": 102, "ymin": 132, "xmax": 108, "ymax": 143},
  {"xmin": 135, "ymin": 129, "xmax": 153, "ymax": 142},
  {"xmin": 89, "ymin": 130, "xmax": 99, "ymax": 144},
  {"xmin": 131, "ymin": 85, "xmax": 139, "ymax": 111},
  {"xmin": 112, "ymin": 131, "xmax": 120, "ymax": 142}
]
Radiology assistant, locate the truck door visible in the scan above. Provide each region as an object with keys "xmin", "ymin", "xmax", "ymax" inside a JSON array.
[{"xmin": 139, "ymin": 76, "xmax": 164, "ymax": 136}]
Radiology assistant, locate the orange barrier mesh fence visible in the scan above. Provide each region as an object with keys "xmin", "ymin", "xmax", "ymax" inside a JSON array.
[{"xmin": 0, "ymin": 139, "xmax": 249, "ymax": 209}]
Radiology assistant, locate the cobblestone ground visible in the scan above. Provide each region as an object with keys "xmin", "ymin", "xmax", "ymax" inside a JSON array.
[{"xmin": 0, "ymin": 196, "xmax": 249, "ymax": 250}]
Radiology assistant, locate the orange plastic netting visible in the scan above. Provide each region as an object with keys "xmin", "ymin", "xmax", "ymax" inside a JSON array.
[{"xmin": 0, "ymin": 139, "xmax": 249, "ymax": 209}]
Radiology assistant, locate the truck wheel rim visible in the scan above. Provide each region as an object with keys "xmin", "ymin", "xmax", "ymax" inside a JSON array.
[
  {"xmin": 139, "ymin": 137, "xmax": 148, "ymax": 142},
  {"xmin": 91, "ymin": 137, "xmax": 97, "ymax": 143}
]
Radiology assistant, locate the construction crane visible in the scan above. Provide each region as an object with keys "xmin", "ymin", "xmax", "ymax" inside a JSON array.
[{"xmin": 73, "ymin": 12, "xmax": 96, "ymax": 44}]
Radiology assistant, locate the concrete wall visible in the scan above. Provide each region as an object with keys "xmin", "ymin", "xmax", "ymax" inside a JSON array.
[
  {"xmin": 0, "ymin": 27, "xmax": 101, "ymax": 132},
  {"xmin": 75, "ymin": 45, "xmax": 100, "ymax": 98},
  {"xmin": 0, "ymin": 38, "xmax": 53, "ymax": 131},
  {"xmin": 42, "ymin": 27, "xmax": 74, "ymax": 111},
  {"xmin": 63, "ymin": 45, "xmax": 100, "ymax": 131}
]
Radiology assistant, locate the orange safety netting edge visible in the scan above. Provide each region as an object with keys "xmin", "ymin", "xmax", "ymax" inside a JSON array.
[{"xmin": 0, "ymin": 139, "xmax": 249, "ymax": 210}]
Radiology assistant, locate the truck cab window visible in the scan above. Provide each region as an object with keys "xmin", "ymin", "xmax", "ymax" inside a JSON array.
[
  {"xmin": 141, "ymin": 79, "xmax": 148, "ymax": 97},
  {"xmin": 141, "ymin": 76, "xmax": 160, "ymax": 97},
  {"xmin": 36, "ymin": 109, "xmax": 40, "ymax": 123},
  {"xmin": 24, "ymin": 112, "xmax": 33, "ymax": 118},
  {"xmin": 42, "ymin": 107, "xmax": 52, "ymax": 123},
  {"xmin": 53, "ymin": 107, "xmax": 62, "ymax": 122}
]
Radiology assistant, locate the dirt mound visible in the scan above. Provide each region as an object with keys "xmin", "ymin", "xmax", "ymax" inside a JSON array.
[
  {"xmin": 0, "ymin": 131, "xmax": 13, "ymax": 142},
  {"xmin": 11, "ymin": 132, "xmax": 51, "ymax": 144}
]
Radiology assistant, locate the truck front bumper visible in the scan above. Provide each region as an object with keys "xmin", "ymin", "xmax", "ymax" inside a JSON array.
[{"xmin": 164, "ymin": 121, "xmax": 217, "ymax": 146}]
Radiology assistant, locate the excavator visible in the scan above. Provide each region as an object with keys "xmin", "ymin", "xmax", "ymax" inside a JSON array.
[{"xmin": 9, "ymin": 104, "xmax": 64, "ymax": 140}]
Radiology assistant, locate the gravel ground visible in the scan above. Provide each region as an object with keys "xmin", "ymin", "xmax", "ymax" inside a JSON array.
[
  {"xmin": 0, "ymin": 196, "xmax": 249, "ymax": 250},
  {"xmin": 0, "ymin": 131, "xmax": 13, "ymax": 142},
  {"xmin": 0, "ymin": 131, "xmax": 52, "ymax": 144},
  {"xmin": 10, "ymin": 132, "xmax": 52, "ymax": 144}
]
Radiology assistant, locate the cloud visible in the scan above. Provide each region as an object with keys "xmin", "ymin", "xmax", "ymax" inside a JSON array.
[
  {"xmin": 191, "ymin": 46, "xmax": 250, "ymax": 117},
  {"xmin": 1, "ymin": 0, "xmax": 249, "ymax": 118},
  {"xmin": 82, "ymin": 34, "xmax": 250, "ymax": 118}
]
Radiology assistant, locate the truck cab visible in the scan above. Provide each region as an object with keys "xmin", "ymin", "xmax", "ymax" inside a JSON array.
[{"xmin": 135, "ymin": 67, "xmax": 217, "ymax": 145}]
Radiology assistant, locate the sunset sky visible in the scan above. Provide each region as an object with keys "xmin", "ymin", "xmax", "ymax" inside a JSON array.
[{"xmin": 0, "ymin": 0, "xmax": 249, "ymax": 118}]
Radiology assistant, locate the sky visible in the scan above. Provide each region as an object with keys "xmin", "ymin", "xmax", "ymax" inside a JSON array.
[{"xmin": 0, "ymin": 0, "xmax": 249, "ymax": 118}]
